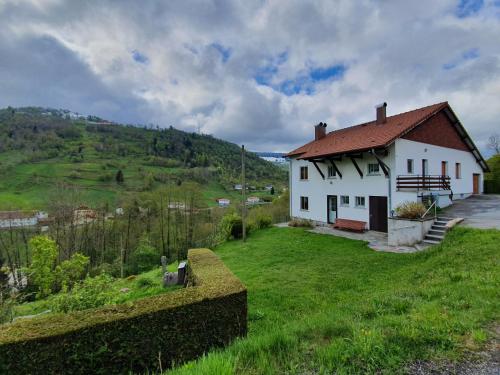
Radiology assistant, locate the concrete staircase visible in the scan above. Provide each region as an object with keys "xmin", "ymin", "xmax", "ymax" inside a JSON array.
[{"xmin": 423, "ymin": 217, "xmax": 452, "ymax": 245}]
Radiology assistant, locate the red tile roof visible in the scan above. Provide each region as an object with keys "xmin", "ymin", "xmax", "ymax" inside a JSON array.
[{"xmin": 287, "ymin": 102, "xmax": 449, "ymax": 159}]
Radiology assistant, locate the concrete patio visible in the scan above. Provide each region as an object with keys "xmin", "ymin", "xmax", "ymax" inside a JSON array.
[{"xmin": 276, "ymin": 223, "xmax": 429, "ymax": 253}]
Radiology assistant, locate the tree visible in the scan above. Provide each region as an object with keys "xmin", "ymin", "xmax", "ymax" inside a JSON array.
[
  {"xmin": 487, "ymin": 134, "xmax": 500, "ymax": 155},
  {"xmin": 270, "ymin": 186, "xmax": 275, "ymax": 195},
  {"xmin": 26, "ymin": 236, "xmax": 58, "ymax": 298},
  {"xmin": 116, "ymin": 169, "xmax": 124, "ymax": 184}
]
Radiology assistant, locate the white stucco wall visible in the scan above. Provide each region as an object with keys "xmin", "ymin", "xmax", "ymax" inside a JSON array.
[
  {"xmin": 289, "ymin": 137, "xmax": 485, "ymax": 225},
  {"xmin": 289, "ymin": 148, "xmax": 393, "ymax": 224},
  {"xmin": 392, "ymin": 139, "xmax": 484, "ymax": 208}
]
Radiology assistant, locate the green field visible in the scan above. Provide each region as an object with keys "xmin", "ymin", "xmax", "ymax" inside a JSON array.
[
  {"xmin": 0, "ymin": 107, "xmax": 286, "ymax": 210},
  {"xmin": 168, "ymin": 227, "xmax": 499, "ymax": 374}
]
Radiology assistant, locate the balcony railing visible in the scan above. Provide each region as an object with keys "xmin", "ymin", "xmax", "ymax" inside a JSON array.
[{"xmin": 396, "ymin": 175, "xmax": 451, "ymax": 191}]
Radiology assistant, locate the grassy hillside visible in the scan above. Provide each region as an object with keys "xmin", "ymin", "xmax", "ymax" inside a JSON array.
[
  {"xmin": 0, "ymin": 107, "xmax": 287, "ymax": 210},
  {"xmin": 168, "ymin": 227, "xmax": 499, "ymax": 374}
]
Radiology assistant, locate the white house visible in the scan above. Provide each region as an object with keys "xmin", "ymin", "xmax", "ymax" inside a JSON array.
[
  {"xmin": 246, "ymin": 196, "xmax": 260, "ymax": 205},
  {"xmin": 286, "ymin": 102, "xmax": 489, "ymax": 232},
  {"xmin": 0, "ymin": 211, "xmax": 48, "ymax": 229},
  {"xmin": 217, "ymin": 198, "xmax": 231, "ymax": 207}
]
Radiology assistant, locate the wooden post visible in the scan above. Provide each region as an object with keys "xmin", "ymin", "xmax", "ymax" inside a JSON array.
[{"xmin": 242, "ymin": 145, "xmax": 246, "ymax": 242}]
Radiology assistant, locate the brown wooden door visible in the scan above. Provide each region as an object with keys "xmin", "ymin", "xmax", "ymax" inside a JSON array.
[
  {"xmin": 473, "ymin": 174, "xmax": 480, "ymax": 194},
  {"xmin": 369, "ymin": 196, "xmax": 388, "ymax": 232}
]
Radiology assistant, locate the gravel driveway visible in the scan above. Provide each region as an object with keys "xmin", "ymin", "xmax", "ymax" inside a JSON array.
[{"xmin": 442, "ymin": 195, "xmax": 500, "ymax": 229}]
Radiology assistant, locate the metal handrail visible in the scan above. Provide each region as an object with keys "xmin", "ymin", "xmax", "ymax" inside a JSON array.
[{"xmin": 422, "ymin": 200, "xmax": 437, "ymax": 219}]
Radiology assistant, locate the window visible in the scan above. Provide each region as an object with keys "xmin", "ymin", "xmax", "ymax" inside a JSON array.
[
  {"xmin": 355, "ymin": 196, "xmax": 365, "ymax": 208},
  {"xmin": 455, "ymin": 163, "xmax": 461, "ymax": 179},
  {"xmin": 368, "ymin": 163, "xmax": 380, "ymax": 175},
  {"xmin": 300, "ymin": 196, "xmax": 309, "ymax": 210},
  {"xmin": 327, "ymin": 165, "xmax": 337, "ymax": 178},
  {"xmin": 300, "ymin": 166, "xmax": 308, "ymax": 180},
  {"xmin": 441, "ymin": 161, "xmax": 448, "ymax": 176},
  {"xmin": 340, "ymin": 195, "xmax": 349, "ymax": 206},
  {"xmin": 407, "ymin": 159, "xmax": 414, "ymax": 174},
  {"xmin": 422, "ymin": 159, "xmax": 428, "ymax": 176}
]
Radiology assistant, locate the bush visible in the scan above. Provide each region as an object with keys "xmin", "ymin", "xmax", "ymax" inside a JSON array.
[
  {"xmin": 395, "ymin": 201, "xmax": 427, "ymax": 219},
  {"xmin": 0, "ymin": 249, "xmax": 247, "ymax": 374},
  {"xmin": 288, "ymin": 218, "xmax": 313, "ymax": 228},
  {"xmin": 219, "ymin": 213, "xmax": 243, "ymax": 240},
  {"xmin": 249, "ymin": 212, "xmax": 272, "ymax": 229},
  {"xmin": 128, "ymin": 236, "xmax": 160, "ymax": 274},
  {"xmin": 55, "ymin": 253, "xmax": 89, "ymax": 290},
  {"xmin": 50, "ymin": 274, "xmax": 116, "ymax": 313}
]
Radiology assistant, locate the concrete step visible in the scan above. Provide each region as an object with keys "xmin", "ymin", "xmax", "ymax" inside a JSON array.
[
  {"xmin": 428, "ymin": 229, "xmax": 445, "ymax": 236},
  {"xmin": 423, "ymin": 239, "xmax": 441, "ymax": 244},
  {"xmin": 434, "ymin": 221, "xmax": 448, "ymax": 226},
  {"xmin": 437, "ymin": 217, "xmax": 454, "ymax": 221},
  {"xmin": 425, "ymin": 234, "xmax": 445, "ymax": 241}
]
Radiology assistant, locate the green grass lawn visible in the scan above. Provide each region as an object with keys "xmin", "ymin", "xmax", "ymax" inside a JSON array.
[{"xmin": 168, "ymin": 226, "xmax": 499, "ymax": 374}]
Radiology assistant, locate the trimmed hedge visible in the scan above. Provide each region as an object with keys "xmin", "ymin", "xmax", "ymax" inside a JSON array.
[{"xmin": 0, "ymin": 249, "xmax": 247, "ymax": 374}]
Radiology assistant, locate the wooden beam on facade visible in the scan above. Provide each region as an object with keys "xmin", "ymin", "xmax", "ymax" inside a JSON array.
[
  {"xmin": 370, "ymin": 150, "xmax": 390, "ymax": 178},
  {"xmin": 350, "ymin": 157, "xmax": 363, "ymax": 178},
  {"xmin": 311, "ymin": 160, "xmax": 325, "ymax": 180},
  {"xmin": 328, "ymin": 159, "xmax": 342, "ymax": 179}
]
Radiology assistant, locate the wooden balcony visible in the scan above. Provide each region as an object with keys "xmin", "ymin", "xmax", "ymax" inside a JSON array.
[{"xmin": 396, "ymin": 175, "xmax": 451, "ymax": 191}]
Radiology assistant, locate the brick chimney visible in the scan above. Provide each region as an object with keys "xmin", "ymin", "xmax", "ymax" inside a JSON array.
[
  {"xmin": 314, "ymin": 122, "xmax": 327, "ymax": 140},
  {"xmin": 376, "ymin": 102, "xmax": 387, "ymax": 124}
]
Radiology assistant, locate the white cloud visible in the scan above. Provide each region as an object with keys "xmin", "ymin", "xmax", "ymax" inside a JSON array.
[{"xmin": 0, "ymin": 0, "xmax": 499, "ymax": 156}]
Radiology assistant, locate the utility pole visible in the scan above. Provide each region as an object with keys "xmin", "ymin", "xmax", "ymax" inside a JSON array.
[{"xmin": 241, "ymin": 145, "xmax": 246, "ymax": 242}]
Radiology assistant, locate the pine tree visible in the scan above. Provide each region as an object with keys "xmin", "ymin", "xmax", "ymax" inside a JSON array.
[{"xmin": 116, "ymin": 169, "xmax": 124, "ymax": 184}]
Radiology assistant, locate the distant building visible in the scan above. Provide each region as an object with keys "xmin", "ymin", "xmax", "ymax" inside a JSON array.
[
  {"xmin": 217, "ymin": 198, "xmax": 231, "ymax": 207},
  {"xmin": 73, "ymin": 206, "xmax": 97, "ymax": 225},
  {"xmin": 0, "ymin": 211, "xmax": 48, "ymax": 229},
  {"xmin": 115, "ymin": 207, "xmax": 124, "ymax": 216},
  {"xmin": 234, "ymin": 184, "xmax": 242, "ymax": 190},
  {"xmin": 168, "ymin": 202, "xmax": 186, "ymax": 210},
  {"xmin": 247, "ymin": 196, "xmax": 260, "ymax": 205},
  {"xmin": 264, "ymin": 185, "xmax": 273, "ymax": 191}
]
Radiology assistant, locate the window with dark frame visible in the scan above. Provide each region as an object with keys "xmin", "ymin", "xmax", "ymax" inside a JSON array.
[
  {"xmin": 455, "ymin": 163, "xmax": 461, "ymax": 179},
  {"xmin": 407, "ymin": 159, "xmax": 414, "ymax": 174},
  {"xmin": 300, "ymin": 196, "xmax": 309, "ymax": 210},
  {"xmin": 327, "ymin": 165, "xmax": 336, "ymax": 178},
  {"xmin": 340, "ymin": 195, "xmax": 349, "ymax": 206},
  {"xmin": 368, "ymin": 163, "xmax": 380, "ymax": 175},
  {"xmin": 300, "ymin": 166, "xmax": 308, "ymax": 180},
  {"xmin": 355, "ymin": 196, "xmax": 365, "ymax": 207}
]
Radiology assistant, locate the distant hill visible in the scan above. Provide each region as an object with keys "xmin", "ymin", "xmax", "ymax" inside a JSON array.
[{"xmin": 0, "ymin": 106, "xmax": 287, "ymax": 210}]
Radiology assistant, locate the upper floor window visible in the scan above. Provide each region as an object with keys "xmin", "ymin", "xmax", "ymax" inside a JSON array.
[
  {"xmin": 300, "ymin": 166, "xmax": 308, "ymax": 180},
  {"xmin": 455, "ymin": 163, "xmax": 461, "ymax": 179},
  {"xmin": 368, "ymin": 163, "xmax": 380, "ymax": 175},
  {"xmin": 300, "ymin": 196, "xmax": 309, "ymax": 210},
  {"xmin": 441, "ymin": 161, "xmax": 448, "ymax": 177},
  {"xmin": 407, "ymin": 159, "xmax": 414, "ymax": 174},
  {"xmin": 327, "ymin": 165, "xmax": 337, "ymax": 178},
  {"xmin": 355, "ymin": 196, "xmax": 365, "ymax": 208}
]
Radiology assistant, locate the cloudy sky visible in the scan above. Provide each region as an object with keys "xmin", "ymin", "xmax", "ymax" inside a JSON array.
[{"xmin": 0, "ymin": 0, "xmax": 499, "ymax": 155}]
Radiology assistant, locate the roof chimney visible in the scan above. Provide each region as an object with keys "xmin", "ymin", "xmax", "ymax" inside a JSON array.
[
  {"xmin": 376, "ymin": 102, "xmax": 387, "ymax": 124},
  {"xmin": 314, "ymin": 122, "xmax": 327, "ymax": 140}
]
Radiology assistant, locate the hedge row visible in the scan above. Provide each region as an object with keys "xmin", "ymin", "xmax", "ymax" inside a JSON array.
[{"xmin": 0, "ymin": 249, "xmax": 247, "ymax": 374}]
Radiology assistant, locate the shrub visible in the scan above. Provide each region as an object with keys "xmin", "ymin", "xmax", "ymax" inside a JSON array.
[
  {"xmin": 0, "ymin": 249, "xmax": 247, "ymax": 374},
  {"xmin": 128, "ymin": 236, "xmax": 160, "ymax": 274},
  {"xmin": 49, "ymin": 274, "xmax": 116, "ymax": 313},
  {"xmin": 55, "ymin": 253, "xmax": 89, "ymax": 290},
  {"xmin": 136, "ymin": 277, "xmax": 155, "ymax": 288},
  {"xmin": 395, "ymin": 201, "xmax": 427, "ymax": 219},
  {"xmin": 250, "ymin": 212, "xmax": 272, "ymax": 229},
  {"xmin": 219, "ymin": 213, "xmax": 243, "ymax": 240},
  {"xmin": 288, "ymin": 218, "xmax": 313, "ymax": 228},
  {"xmin": 98, "ymin": 172, "xmax": 113, "ymax": 182}
]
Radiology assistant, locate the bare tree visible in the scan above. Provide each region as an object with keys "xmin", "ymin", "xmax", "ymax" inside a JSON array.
[{"xmin": 487, "ymin": 134, "xmax": 500, "ymax": 155}]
